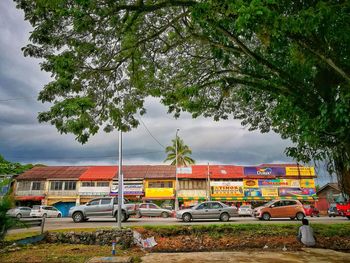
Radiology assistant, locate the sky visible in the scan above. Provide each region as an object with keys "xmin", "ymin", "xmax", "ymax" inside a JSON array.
[{"xmin": 0, "ymin": 1, "xmax": 333, "ymax": 186}]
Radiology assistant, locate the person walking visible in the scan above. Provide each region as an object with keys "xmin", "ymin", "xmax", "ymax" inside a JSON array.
[{"xmin": 297, "ymin": 218, "xmax": 316, "ymax": 247}]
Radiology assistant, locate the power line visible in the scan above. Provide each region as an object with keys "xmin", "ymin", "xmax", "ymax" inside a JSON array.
[
  {"xmin": 5, "ymin": 150, "xmax": 164, "ymax": 161},
  {"xmin": 0, "ymin": 96, "xmax": 37, "ymax": 102},
  {"xmin": 137, "ymin": 114, "xmax": 166, "ymax": 149}
]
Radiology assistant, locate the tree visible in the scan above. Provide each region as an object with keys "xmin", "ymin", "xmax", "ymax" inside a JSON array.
[
  {"xmin": 164, "ymin": 137, "xmax": 195, "ymax": 166},
  {"xmin": 0, "ymin": 155, "xmax": 34, "ymax": 175},
  {"xmin": 14, "ymin": 1, "xmax": 350, "ymax": 195}
]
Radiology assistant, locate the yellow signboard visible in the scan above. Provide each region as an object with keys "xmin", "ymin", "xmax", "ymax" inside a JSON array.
[
  {"xmin": 211, "ymin": 186, "xmax": 244, "ymax": 197},
  {"xmin": 145, "ymin": 188, "xmax": 174, "ymax": 198},
  {"xmin": 285, "ymin": 167, "xmax": 315, "ymax": 176},
  {"xmin": 300, "ymin": 179, "xmax": 315, "ymax": 188},
  {"xmin": 243, "ymin": 179, "xmax": 259, "ymax": 188},
  {"xmin": 261, "ymin": 188, "xmax": 278, "ymax": 197}
]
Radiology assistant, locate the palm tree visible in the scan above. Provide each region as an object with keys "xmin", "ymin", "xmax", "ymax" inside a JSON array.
[{"xmin": 164, "ymin": 137, "xmax": 195, "ymax": 166}]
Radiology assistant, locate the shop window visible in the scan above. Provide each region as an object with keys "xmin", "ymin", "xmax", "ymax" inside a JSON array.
[
  {"xmin": 32, "ymin": 181, "xmax": 43, "ymax": 190},
  {"xmin": 17, "ymin": 181, "xmax": 31, "ymax": 191},
  {"xmin": 82, "ymin": 181, "xmax": 95, "ymax": 187},
  {"xmin": 148, "ymin": 181, "xmax": 173, "ymax": 188},
  {"xmin": 97, "ymin": 182, "xmax": 109, "ymax": 187},
  {"xmin": 50, "ymin": 181, "xmax": 63, "ymax": 190},
  {"xmin": 64, "ymin": 181, "xmax": 76, "ymax": 190}
]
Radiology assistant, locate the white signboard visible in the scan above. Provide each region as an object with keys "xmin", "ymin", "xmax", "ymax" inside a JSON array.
[{"xmin": 210, "ymin": 181, "xmax": 243, "ymax": 187}]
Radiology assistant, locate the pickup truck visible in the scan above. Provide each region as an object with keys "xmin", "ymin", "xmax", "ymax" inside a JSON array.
[{"xmin": 69, "ymin": 197, "xmax": 139, "ymax": 223}]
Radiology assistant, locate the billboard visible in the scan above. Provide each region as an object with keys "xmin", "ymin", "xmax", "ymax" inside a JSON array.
[
  {"xmin": 279, "ymin": 187, "xmax": 316, "ymax": 197},
  {"xmin": 261, "ymin": 188, "xmax": 278, "ymax": 197},
  {"xmin": 244, "ymin": 167, "xmax": 285, "ymax": 176},
  {"xmin": 244, "ymin": 188, "xmax": 262, "ymax": 197},
  {"xmin": 258, "ymin": 179, "xmax": 300, "ymax": 188},
  {"xmin": 211, "ymin": 182, "xmax": 244, "ymax": 196},
  {"xmin": 243, "ymin": 179, "xmax": 259, "ymax": 188},
  {"xmin": 285, "ymin": 167, "xmax": 315, "ymax": 176},
  {"xmin": 300, "ymin": 179, "xmax": 315, "ymax": 188}
]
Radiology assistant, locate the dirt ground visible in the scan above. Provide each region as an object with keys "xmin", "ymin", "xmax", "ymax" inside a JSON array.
[{"xmin": 141, "ymin": 249, "xmax": 350, "ymax": 263}]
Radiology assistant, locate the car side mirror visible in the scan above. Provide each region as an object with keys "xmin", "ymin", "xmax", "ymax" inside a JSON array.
[
  {"xmin": 270, "ymin": 204, "xmax": 275, "ymax": 208},
  {"xmin": 86, "ymin": 203, "xmax": 90, "ymax": 206}
]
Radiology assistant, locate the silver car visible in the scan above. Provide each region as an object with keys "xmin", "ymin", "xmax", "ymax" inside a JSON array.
[
  {"xmin": 176, "ymin": 201, "xmax": 238, "ymax": 222},
  {"xmin": 137, "ymin": 203, "xmax": 172, "ymax": 218},
  {"xmin": 238, "ymin": 205, "xmax": 253, "ymax": 217},
  {"xmin": 6, "ymin": 207, "xmax": 32, "ymax": 218}
]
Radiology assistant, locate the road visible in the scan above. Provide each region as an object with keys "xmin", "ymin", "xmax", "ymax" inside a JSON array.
[{"xmin": 9, "ymin": 216, "xmax": 349, "ymax": 234}]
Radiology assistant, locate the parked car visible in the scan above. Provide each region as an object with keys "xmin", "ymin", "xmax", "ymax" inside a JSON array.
[
  {"xmin": 6, "ymin": 207, "xmax": 32, "ymax": 218},
  {"xmin": 30, "ymin": 205, "xmax": 62, "ymax": 218},
  {"xmin": 328, "ymin": 206, "xmax": 339, "ymax": 217},
  {"xmin": 176, "ymin": 201, "xmax": 238, "ymax": 222},
  {"xmin": 137, "ymin": 203, "xmax": 172, "ymax": 218},
  {"xmin": 253, "ymin": 199, "xmax": 305, "ymax": 221},
  {"xmin": 69, "ymin": 197, "xmax": 139, "ymax": 223},
  {"xmin": 238, "ymin": 205, "xmax": 253, "ymax": 217},
  {"xmin": 303, "ymin": 205, "xmax": 320, "ymax": 217}
]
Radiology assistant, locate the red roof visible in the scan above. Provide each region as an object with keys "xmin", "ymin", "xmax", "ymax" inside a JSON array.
[
  {"xmin": 178, "ymin": 165, "xmax": 244, "ymax": 179},
  {"xmin": 79, "ymin": 166, "xmax": 117, "ymax": 181}
]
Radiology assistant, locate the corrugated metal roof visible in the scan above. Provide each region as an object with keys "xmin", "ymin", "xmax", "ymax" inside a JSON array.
[
  {"xmin": 79, "ymin": 166, "xmax": 117, "ymax": 181},
  {"xmin": 16, "ymin": 166, "xmax": 89, "ymax": 180}
]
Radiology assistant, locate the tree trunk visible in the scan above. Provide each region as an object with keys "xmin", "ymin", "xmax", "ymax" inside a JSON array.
[{"xmin": 333, "ymin": 149, "xmax": 350, "ymax": 198}]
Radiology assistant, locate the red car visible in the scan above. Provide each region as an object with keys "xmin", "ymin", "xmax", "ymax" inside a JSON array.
[
  {"xmin": 337, "ymin": 203, "xmax": 350, "ymax": 219},
  {"xmin": 303, "ymin": 205, "xmax": 320, "ymax": 217}
]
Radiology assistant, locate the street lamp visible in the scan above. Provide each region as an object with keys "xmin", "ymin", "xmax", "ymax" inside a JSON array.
[{"xmin": 175, "ymin": 128, "xmax": 180, "ymax": 211}]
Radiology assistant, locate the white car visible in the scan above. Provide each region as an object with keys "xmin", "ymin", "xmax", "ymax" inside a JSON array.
[
  {"xmin": 30, "ymin": 205, "xmax": 62, "ymax": 218},
  {"xmin": 238, "ymin": 205, "xmax": 253, "ymax": 216}
]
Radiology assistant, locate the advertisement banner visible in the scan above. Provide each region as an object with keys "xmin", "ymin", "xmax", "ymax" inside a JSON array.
[
  {"xmin": 244, "ymin": 188, "xmax": 262, "ymax": 197},
  {"xmin": 243, "ymin": 179, "xmax": 259, "ymax": 188},
  {"xmin": 300, "ymin": 179, "xmax": 315, "ymax": 188},
  {"xmin": 285, "ymin": 167, "xmax": 315, "ymax": 176},
  {"xmin": 111, "ymin": 184, "xmax": 143, "ymax": 195},
  {"xmin": 210, "ymin": 181, "xmax": 243, "ymax": 187},
  {"xmin": 211, "ymin": 185, "xmax": 244, "ymax": 197},
  {"xmin": 261, "ymin": 188, "xmax": 278, "ymax": 197},
  {"xmin": 244, "ymin": 167, "xmax": 285, "ymax": 176},
  {"xmin": 257, "ymin": 179, "xmax": 300, "ymax": 187},
  {"xmin": 279, "ymin": 187, "xmax": 316, "ymax": 197}
]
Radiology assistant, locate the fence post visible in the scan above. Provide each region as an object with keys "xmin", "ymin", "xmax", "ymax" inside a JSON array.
[{"xmin": 40, "ymin": 217, "xmax": 45, "ymax": 234}]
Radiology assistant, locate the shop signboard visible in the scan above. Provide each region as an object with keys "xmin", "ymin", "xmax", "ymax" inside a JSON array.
[
  {"xmin": 111, "ymin": 184, "xmax": 143, "ymax": 195},
  {"xmin": 145, "ymin": 188, "xmax": 174, "ymax": 198},
  {"xmin": 244, "ymin": 188, "xmax": 262, "ymax": 197},
  {"xmin": 285, "ymin": 167, "xmax": 315, "ymax": 176},
  {"xmin": 261, "ymin": 188, "xmax": 278, "ymax": 197},
  {"xmin": 300, "ymin": 179, "xmax": 315, "ymax": 188},
  {"xmin": 243, "ymin": 179, "xmax": 259, "ymax": 188},
  {"xmin": 211, "ymin": 181, "xmax": 244, "ymax": 197},
  {"xmin": 279, "ymin": 187, "xmax": 316, "ymax": 197},
  {"xmin": 244, "ymin": 167, "xmax": 285, "ymax": 176},
  {"xmin": 258, "ymin": 179, "xmax": 300, "ymax": 187}
]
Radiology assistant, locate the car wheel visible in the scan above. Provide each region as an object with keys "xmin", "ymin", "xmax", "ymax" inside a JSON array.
[
  {"xmin": 16, "ymin": 213, "xmax": 22, "ymax": 219},
  {"xmin": 220, "ymin": 212, "xmax": 230, "ymax": 222},
  {"xmin": 182, "ymin": 213, "xmax": 192, "ymax": 222},
  {"xmin": 72, "ymin": 212, "xmax": 84, "ymax": 223},
  {"xmin": 42, "ymin": 213, "xmax": 47, "ymax": 218},
  {"xmin": 262, "ymin": 213, "xmax": 270, "ymax": 221},
  {"xmin": 115, "ymin": 211, "xmax": 127, "ymax": 222},
  {"xmin": 347, "ymin": 216, "xmax": 350, "ymax": 220},
  {"xmin": 296, "ymin": 212, "xmax": 305, "ymax": 220},
  {"xmin": 311, "ymin": 214, "xmax": 313, "ymax": 217},
  {"xmin": 161, "ymin": 212, "xmax": 169, "ymax": 218},
  {"xmin": 57, "ymin": 213, "xmax": 62, "ymax": 218}
]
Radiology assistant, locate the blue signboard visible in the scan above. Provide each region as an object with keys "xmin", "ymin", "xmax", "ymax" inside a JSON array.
[{"xmin": 244, "ymin": 167, "xmax": 285, "ymax": 176}]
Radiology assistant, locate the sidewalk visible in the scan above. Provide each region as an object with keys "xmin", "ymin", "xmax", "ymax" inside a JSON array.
[{"xmin": 140, "ymin": 249, "xmax": 349, "ymax": 263}]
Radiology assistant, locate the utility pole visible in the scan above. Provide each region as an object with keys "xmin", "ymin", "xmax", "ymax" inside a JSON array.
[
  {"xmin": 174, "ymin": 128, "xmax": 180, "ymax": 211},
  {"xmin": 207, "ymin": 163, "xmax": 211, "ymax": 201},
  {"xmin": 117, "ymin": 129, "xmax": 123, "ymax": 229}
]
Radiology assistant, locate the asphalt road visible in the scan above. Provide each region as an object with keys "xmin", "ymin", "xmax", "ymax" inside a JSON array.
[{"xmin": 9, "ymin": 216, "xmax": 349, "ymax": 234}]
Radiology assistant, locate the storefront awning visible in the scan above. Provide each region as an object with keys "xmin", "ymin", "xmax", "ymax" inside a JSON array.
[{"xmin": 15, "ymin": 196, "xmax": 44, "ymax": 201}]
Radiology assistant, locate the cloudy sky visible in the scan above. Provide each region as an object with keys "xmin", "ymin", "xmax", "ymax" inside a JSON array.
[{"xmin": 0, "ymin": 1, "xmax": 332, "ymax": 185}]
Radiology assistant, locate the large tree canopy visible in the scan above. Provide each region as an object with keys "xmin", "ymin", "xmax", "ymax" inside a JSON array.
[{"xmin": 15, "ymin": 0, "xmax": 350, "ymax": 194}]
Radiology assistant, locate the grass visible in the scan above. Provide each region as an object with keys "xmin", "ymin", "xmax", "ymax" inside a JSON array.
[{"xmin": 0, "ymin": 243, "xmax": 144, "ymax": 263}]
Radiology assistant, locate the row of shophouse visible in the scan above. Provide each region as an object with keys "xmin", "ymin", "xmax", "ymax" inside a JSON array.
[{"xmin": 13, "ymin": 164, "xmax": 317, "ymax": 216}]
